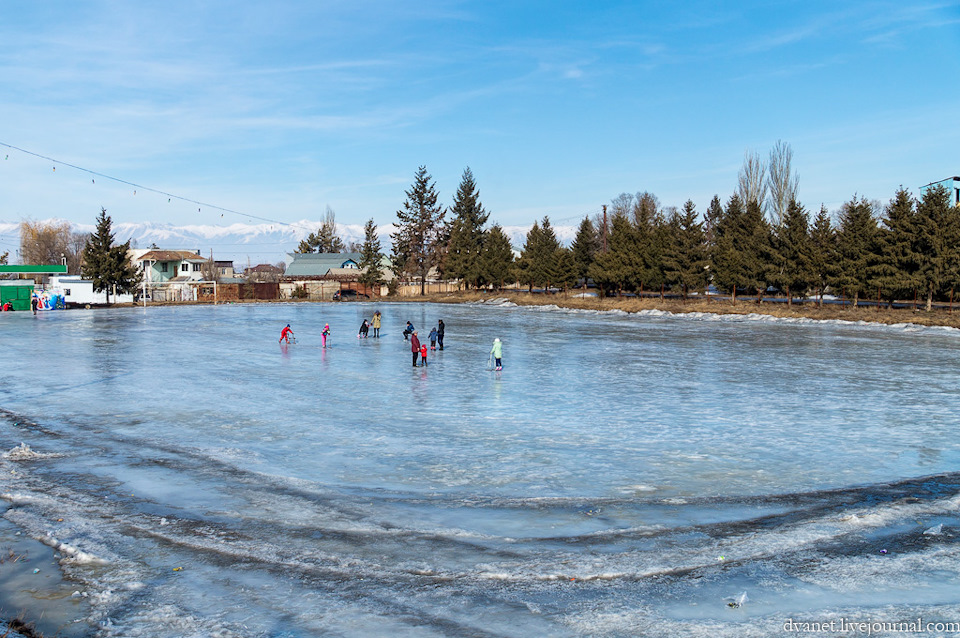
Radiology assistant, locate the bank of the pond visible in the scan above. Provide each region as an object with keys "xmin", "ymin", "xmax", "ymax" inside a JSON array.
[
  {"xmin": 108, "ymin": 291, "xmax": 960, "ymax": 330},
  {"xmin": 420, "ymin": 290, "xmax": 960, "ymax": 330}
]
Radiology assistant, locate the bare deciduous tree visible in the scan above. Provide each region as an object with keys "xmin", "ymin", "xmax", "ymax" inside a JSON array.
[
  {"xmin": 20, "ymin": 220, "xmax": 70, "ymax": 266},
  {"xmin": 737, "ymin": 150, "xmax": 768, "ymax": 210},
  {"xmin": 766, "ymin": 140, "xmax": 799, "ymax": 228},
  {"xmin": 67, "ymin": 231, "xmax": 90, "ymax": 275}
]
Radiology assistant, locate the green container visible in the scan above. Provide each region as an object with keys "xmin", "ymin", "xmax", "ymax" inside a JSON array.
[{"xmin": 0, "ymin": 283, "xmax": 35, "ymax": 312}]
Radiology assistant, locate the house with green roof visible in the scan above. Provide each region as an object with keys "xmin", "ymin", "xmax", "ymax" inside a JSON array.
[
  {"xmin": 283, "ymin": 252, "xmax": 362, "ymax": 277},
  {"xmin": 280, "ymin": 252, "xmax": 392, "ymax": 299}
]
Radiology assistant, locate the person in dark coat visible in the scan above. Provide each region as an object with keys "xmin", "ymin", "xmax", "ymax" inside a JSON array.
[
  {"xmin": 403, "ymin": 321, "xmax": 414, "ymax": 340},
  {"xmin": 437, "ymin": 319, "xmax": 445, "ymax": 350},
  {"xmin": 410, "ymin": 331, "xmax": 421, "ymax": 367}
]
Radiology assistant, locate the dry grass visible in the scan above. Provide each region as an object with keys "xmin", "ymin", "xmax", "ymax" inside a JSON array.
[{"xmin": 402, "ymin": 290, "xmax": 960, "ymax": 329}]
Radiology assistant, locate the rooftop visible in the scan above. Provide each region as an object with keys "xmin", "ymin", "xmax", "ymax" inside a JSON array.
[{"xmin": 284, "ymin": 252, "xmax": 362, "ymax": 277}]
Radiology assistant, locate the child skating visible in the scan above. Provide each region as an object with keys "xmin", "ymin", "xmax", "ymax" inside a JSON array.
[{"xmin": 490, "ymin": 337, "xmax": 502, "ymax": 371}]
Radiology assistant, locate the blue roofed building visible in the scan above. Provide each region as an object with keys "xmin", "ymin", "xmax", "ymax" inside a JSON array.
[{"xmin": 920, "ymin": 176, "xmax": 960, "ymax": 206}]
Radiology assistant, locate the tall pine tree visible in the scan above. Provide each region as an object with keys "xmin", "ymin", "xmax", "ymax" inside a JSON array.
[
  {"xmin": 82, "ymin": 208, "xmax": 138, "ymax": 304},
  {"xmin": 589, "ymin": 212, "xmax": 644, "ymax": 296},
  {"xmin": 481, "ymin": 225, "xmax": 515, "ymax": 289},
  {"xmin": 517, "ymin": 217, "xmax": 560, "ymax": 291},
  {"xmin": 661, "ymin": 200, "xmax": 707, "ymax": 297},
  {"xmin": 711, "ymin": 194, "xmax": 749, "ymax": 301},
  {"xmin": 915, "ymin": 184, "xmax": 960, "ymax": 311},
  {"xmin": 874, "ymin": 187, "xmax": 919, "ymax": 305},
  {"xmin": 570, "ymin": 216, "xmax": 599, "ymax": 287},
  {"xmin": 443, "ymin": 168, "xmax": 489, "ymax": 289},
  {"xmin": 391, "ymin": 166, "xmax": 446, "ymax": 295},
  {"xmin": 357, "ymin": 218, "xmax": 384, "ymax": 291},
  {"xmin": 835, "ymin": 195, "xmax": 878, "ymax": 307},
  {"xmin": 774, "ymin": 199, "xmax": 813, "ymax": 306},
  {"xmin": 744, "ymin": 198, "xmax": 777, "ymax": 302},
  {"xmin": 809, "ymin": 205, "xmax": 836, "ymax": 307}
]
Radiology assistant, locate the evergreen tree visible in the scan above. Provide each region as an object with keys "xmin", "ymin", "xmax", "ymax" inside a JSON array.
[
  {"xmin": 391, "ymin": 166, "xmax": 446, "ymax": 295},
  {"xmin": 915, "ymin": 184, "xmax": 960, "ymax": 311},
  {"xmin": 81, "ymin": 208, "xmax": 139, "ymax": 304},
  {"xmin": 481, "ymin": 225, "xmax": 515, "ymax": 289},
  {"xmin": 516, "ymin": 221, "xmax": 540, "ymax": 291},
  {"xmin": 774, "ymin": 199, "xmax": 813, "ymax": 306},
  {"xmin": 711, "ymin": 194, "xmax": 749, "ymax": 300},
  {"xmin": 703, "ymin": 195, "xmax": 723, "ymax": 249},
  {"xmin": 296, "ymin": 206, "xmax": 345, "ymax": 253},
  {"xmin": 632, "ymin": 191, "xmax": 660, "ymax": 228},
  {"xmin": 874, "ymin": 187, "xmax": 919, "ymax": 305},
  {"xmin": 570, "ymin": 216, "xmax": 599, "ymax": 285},
  {"xmin": 647, "ymin": 210, "xmax": 670, "ymax": 292},
  {"xmin": 835, "ymin": 195, "xmax": 878, "ymax": 306},
  {"xmin": 662, "ymin": 200, "xmax": 707, "ymax": 297},
  {"xmin": 357, "ymin": 218, "xmax": 384, "ymax": 289},
  {"xmin": 517, "ymin": 217, "xmax": 560, "ymax": 290},
  {"xmin": 443, "ymin": 168, "xmax": 489, "ymax": 289},
  {"xmin": 809, "ymin": 205, "xmax": 836, "ymax": 307},
  {"xmin": 589, "ymin": 212, "xmax": 644, "ymax": 295},
  {"xmin": 554, "ymin": 247, "xmax": 578, "ymax": 291},
  {"xmin": 743, "ymin": 198, "xmax": 777, "ymax": 301}
]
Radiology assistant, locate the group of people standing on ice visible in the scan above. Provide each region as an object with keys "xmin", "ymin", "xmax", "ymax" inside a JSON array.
[
  {"xmin": 358, "ymin": 311, "xmax": 382, "ymax": 339},
  {"xmin": 280, "ymin": 314, "xmax": 503, "ymax": 369},
  {"xmin": 406, "ymin": 318, "xmax": 444, "ymax": 367}
]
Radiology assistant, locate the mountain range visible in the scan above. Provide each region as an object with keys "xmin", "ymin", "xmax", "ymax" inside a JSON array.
[{"xmin": 0, "ymin": 220, "xmax": 581, "ymax": 267}]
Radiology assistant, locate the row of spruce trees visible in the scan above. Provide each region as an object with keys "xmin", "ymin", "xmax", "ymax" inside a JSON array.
[{"xmin": 389, "ymin": 166, "xmax": 960, "ymax": 311}]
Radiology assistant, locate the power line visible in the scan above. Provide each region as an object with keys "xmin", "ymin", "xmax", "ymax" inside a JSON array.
[
  {"xmin": 0, "ymin": 141, "xmax": 320, "ymax": 234},
  {"xmin": 549, "ymin": 208, "xmax": 603, "ymax": 225}
]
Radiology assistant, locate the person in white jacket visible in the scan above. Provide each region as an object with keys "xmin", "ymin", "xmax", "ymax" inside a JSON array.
[{"xmin": 490, "ymin": 338, "xmax": 503, "ymax": 371}]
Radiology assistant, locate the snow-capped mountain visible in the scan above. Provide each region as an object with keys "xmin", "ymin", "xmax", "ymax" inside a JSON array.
[{"xmin": 0, "ymin": 220, "xmax": 578, "ymax": 266}]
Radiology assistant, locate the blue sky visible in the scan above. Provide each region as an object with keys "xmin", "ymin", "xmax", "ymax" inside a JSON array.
[{"xmin": 1, "ymin": 0, "xmax": 958, "ymax": 259}]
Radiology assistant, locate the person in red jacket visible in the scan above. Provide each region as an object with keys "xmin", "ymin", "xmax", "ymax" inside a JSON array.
[
  {"xmin": 410, "ymin": 331, "xmax": 421, "ymax": 367},
  {"xmin": 279, "ymin": 324, "xmax": 294, "ymax": 344},
  {"xmin": 420, "ymin": 343, "xmax": 428, "ymax": 367}
]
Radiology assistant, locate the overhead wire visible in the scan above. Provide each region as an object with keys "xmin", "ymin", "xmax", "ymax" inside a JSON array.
[{"xmin": 0, "ymin": 141, "xmax": 321, "ymax": 234}]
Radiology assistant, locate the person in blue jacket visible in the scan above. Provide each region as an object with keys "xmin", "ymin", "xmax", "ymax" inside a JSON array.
[{"xmin": 403, "ymin": 321, "xmax": 414, "ymax": 340}]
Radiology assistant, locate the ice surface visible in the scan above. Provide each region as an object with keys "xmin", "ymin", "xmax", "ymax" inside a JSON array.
[{"xmin": 1, "ymin": 301, "xmax": 960, "ymax": 636}]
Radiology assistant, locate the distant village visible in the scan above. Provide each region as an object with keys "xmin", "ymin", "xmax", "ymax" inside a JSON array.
[
  {"xmin": 2, "ymin": 156, "xmax": 959, "ymax": 313},
  {"xmin": 0, "ymin": 249, "xmax": 423, "ymax": 311}
]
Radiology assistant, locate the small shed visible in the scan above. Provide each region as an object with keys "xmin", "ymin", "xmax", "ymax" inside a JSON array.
[
  {"xmin": 47, "ymin": 275, "xmax": 134, "ymax": 306},
  {"xmin": 0, "ymin": 280, "xmax": 34, "ymax": 311}
]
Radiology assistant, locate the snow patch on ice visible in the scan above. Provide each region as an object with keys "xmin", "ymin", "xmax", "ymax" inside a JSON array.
[
  {"xmin": 4, "ymin": 442, "xmax": 64, "ymax": 460},
  {"xmin": 38, "ymin": 534, "xmax": 109, "ymax": 565}
]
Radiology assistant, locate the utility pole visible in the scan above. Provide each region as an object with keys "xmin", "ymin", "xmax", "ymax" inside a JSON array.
[{"xmin": 602, "ymin": 205, "xmax": 607, "ymax": 253}]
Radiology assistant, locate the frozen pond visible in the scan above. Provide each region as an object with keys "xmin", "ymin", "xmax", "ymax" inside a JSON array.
[{"xmin": 2, "ymin": 300, "xmax": 960, "ymax": 636}]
